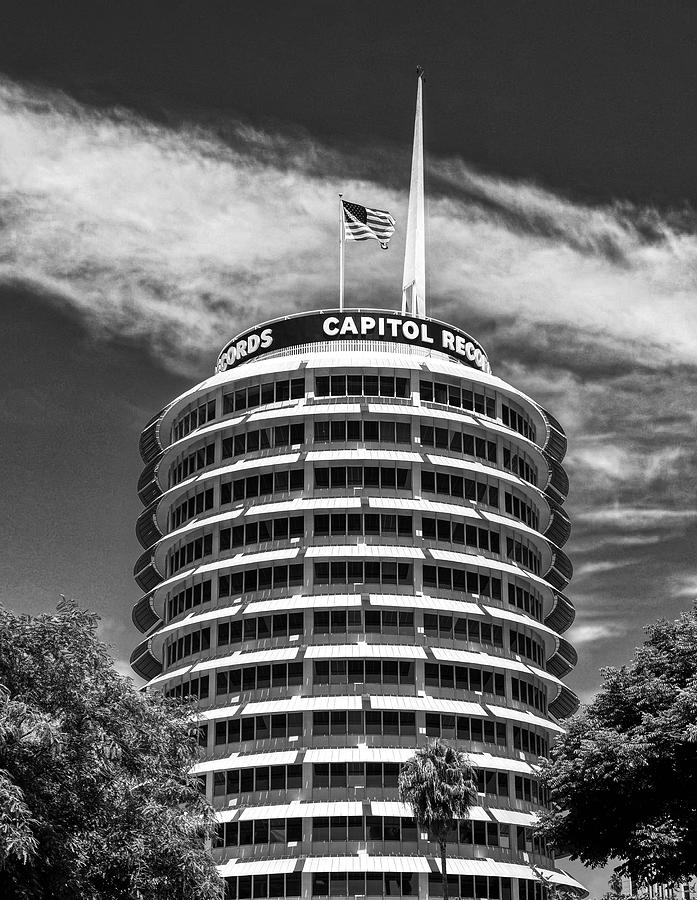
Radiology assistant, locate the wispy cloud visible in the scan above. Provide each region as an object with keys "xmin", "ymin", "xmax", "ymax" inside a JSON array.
[
  {"xmin": 575, "ymin": 507, "xmax": 697, "ymax": 530},
  {"xmin": 568, "ymin": 621, "xmax": 629, "ymax": 645},
  {"xmin": 3, "ymin": 76, "xmax": 697, "ymax": 376}
]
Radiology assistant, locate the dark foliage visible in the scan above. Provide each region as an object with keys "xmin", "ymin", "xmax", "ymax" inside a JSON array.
[
  {"xmin": 0, "ymin": 599, "xmax": 223, "ymax": 899},
  {"xmin": 538, "ymin": 605, "xmax": 697, "ymax": 883}
]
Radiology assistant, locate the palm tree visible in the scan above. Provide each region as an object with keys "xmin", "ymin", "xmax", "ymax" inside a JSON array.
[{"xmin": 398, "ymin": 739, "xmax": 478, "ymax": 900}]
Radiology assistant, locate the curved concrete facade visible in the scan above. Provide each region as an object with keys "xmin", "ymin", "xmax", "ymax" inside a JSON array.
[{"xmin": 131, "ymin": 310, "xmax": 584, "ymax": 900}]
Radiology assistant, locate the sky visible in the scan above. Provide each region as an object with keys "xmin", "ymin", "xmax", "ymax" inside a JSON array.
[{"xmin": 1, "ymin": 2, "xmax": 696, "ymax": 893}]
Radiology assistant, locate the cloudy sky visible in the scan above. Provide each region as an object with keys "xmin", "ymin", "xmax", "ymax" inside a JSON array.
[{"xmin": 1, "ymin": 2, "xmax": 696, "ymax": 890}]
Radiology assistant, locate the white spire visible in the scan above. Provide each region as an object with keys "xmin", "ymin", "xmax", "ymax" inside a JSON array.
[{"xmin": 401, "ymin": 67, "xmax": 426, "ymax": 318}]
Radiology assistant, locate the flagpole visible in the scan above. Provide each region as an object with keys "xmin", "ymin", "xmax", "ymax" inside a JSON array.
[{"xmin": 339, "ymin": 193, "xmax": 345, "ymax": 311}]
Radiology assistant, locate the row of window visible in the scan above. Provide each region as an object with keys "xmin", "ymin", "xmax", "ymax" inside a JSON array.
[
  {"xmin": 510, "ymin": 629, "xmax": 545, "ymax": 668},
  {"xmin": 504, "ymin": 491, "xmax": 539, "ymax": 530},
  {"xmin": 314, "ymin": 513, "xmax": 412, "ymax": 538},
  {"xmin": 165, "ymin": 673, "xmax": 209, "ymax": 700},
  {"xmin": 220, "ymin": 516, "xmax": 304, "ymax": 550},
  {"xmin": 313, "ymin": 561, "xmax": 413, "ymax": 587},
  {"xmin": 315, "ymin": 374, "xmax": 410, "ymax": 399},
  {"xmin": 419, "ymin": 379, "xmax": 497, "ymax": 419},
  {"xmin": 423, "ymin": 614, "xmax": 503, "ymax": 647},
  {"xmin": 424, "ymin": 662, "xmax": 508, "ymax": 697},
  {"xmin": 213, "ymin": 764, "xmax": 302, "ymax": 796},
  {"xmin": 313, "ymin": 816, "xmax": 515, "ymax": 849},
  {"xmin": 218, "ymin": 612, "xmax": 304, "ymax": 645},
  {"xmin": 214, "ymin": 712, "xmax": 303, "ymax": 745},
  {"xmin": 216, "ymin": 816, "xmax": 531, "ymax": 850},
  {"xmin": 166, "ymin": 626, "xmax": 211, "ymax": 666},
  {"xmin": 423, "ymin": 565, "xmax": 501, "ymax": 599},
  {"xmin": 221, "ymin": 873, "xmax": 540, "ymax": 900},
  {"xmin": 222, "ymin": 425, "xmax": 305, "ymax": 460},
  {"xmin": 170, "ymin": 442, "xmax": 215, "ymax": 488},
  {"xmin": 215, "ymin": 662, "xmax": 303, "ymax": 697},
  {"xmin": 223, "ymin": 873, "xmax": 301, "ymax": 900},
  {"xmin": 422, "ymin": 712, "xmax": 515, "ymax": 751},
  {"xmin": 503, "ymin": 446, "xmax": 538, "ymax": 486},
  {"xmin": 223, "ymin": 377, "xmax": 305, "ymax": 414},
  {"xmin": 314, "ymin": 609, "xmax": 413, "ymax": 636},
  {"xmin": 313, "ymin": 659, "xmax": 415, "ymax": 687},
  {"xmin": 200, "ymin": 710, "xmax": 548, "ymax": 754},
  {"xmin": 222, "ymin": 469, "xmax": 305, "ymax": 503},
  {"xmin": 314, "ymin": 419, "xmax": 411, "ymax": 444},
  {"xmin": 509, "ymin": 582, "xmax": 544, "ymax": 621},
  {"xmin": 213, "ymin": 762, "xmax": 543, "ymax": 803},
  {"xmin": 166, "ymin": 579, "xmax": 212, "ymax": 621},
  {"xmin": 314, "ymin": 465, "xmax": 411, "ymax": 490},
  {"xmin": 172, "ymin": 399, "xmax": 216, "ymax": 442},
  {"xmin": 312, "ymin": 711, "xmax": 502, "ymax": 744},
  {"xmin": 215, "ymin": 817, "xmax": 301, "ymax": 848},
  {"xmin": 502, "ymin": 402, "xmax": 536, "ymax": 441},
  {"xmin": 511, "ymin": 676, "xmax": 547, "ymax": 714},
  {"xmin": 218, "ymin": 565, "xmax": 304, "ymax": 597},
  {"xmin": 422, "ymin": 517, "xmax": 500, "ymax": 554},
  {"xmin": 510, "ymin": 629, "xmax": 545, "ymax": 666},
  {"xmin": 420, "ymin": 424, "xmax": 497, "ymax": 465},
  {"xmin": 421, "ymin": 469, "xmax": 498, "ymax": 508},
  {"xmin": 168, "ymin": 533, "xmax": 213, "ymax": 576},
  {"xmin": 170, "ymin": 486, "xmax": 214, "ymax": 530},
  {"xmin": 507, "ymin": 536, "xmax": 541, "ymax": 575}
]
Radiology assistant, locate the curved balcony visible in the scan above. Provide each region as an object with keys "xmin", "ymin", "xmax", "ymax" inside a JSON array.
[
  {"xmin": 546, "ymin": 637, "xmax": 578, "ymax": 680},
  {"xmin": 548, "ymin": 683, "xmax": 580, "ymax": 719},
  {"xmin": 132, "ymin": 591, "xmax": 161, "ymax": 633},
  {"xmin": 139, "ymin": 404, "xmax": 170, "ymax": 464},
  {"xmin": 544, "ymin": 546, "xmax": 573, "ymax": 592},
  {"xmin": 133, "ymin": 548, "xmax": 165, "ymax": 593},
  {"xmin": 137, "ymin": 455, "xmax": 164, "ymax": 506},
  {"xmin": 543, "ymin": 455, "xmax": 570, "ymax": 504},
  {"xmin": 543, "ymin": 497, "xmax": 571, "ymax": 548},
  {"xmin": 135, "ymin": 499, "xmax": 163, "ymax": 550},
  {"xmin": 537, "ymin": 406, "xmax": 568, "ymax": 463},
  {"xmin": 130, "ymin": 637, "xmax": 162, "ymax": 681},
  {"xmin": 544, "ymin": 592, "xmax": 575, "ymax": 635}
]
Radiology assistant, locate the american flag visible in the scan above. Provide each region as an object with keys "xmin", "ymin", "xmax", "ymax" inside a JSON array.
[{"xmin": 342, "ymin": 200, "xmax": 396, "ymax": 250}]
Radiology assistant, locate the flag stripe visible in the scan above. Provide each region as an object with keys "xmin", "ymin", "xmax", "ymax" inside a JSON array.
[{"xmin": 343, "ymin": 200, "xmax": 395, "ymax": 247}]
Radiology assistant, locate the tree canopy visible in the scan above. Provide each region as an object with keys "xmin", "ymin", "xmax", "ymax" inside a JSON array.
[
  {"xmin": 0, "ymin": 599, "xmax": 223, "ymax": 900},
  {"xmin": 537, "ymin": 605, "xmax": 697, "ymax": 884},
  {"xmin": 399, "ymin": 739, "xmax": 477, "ymax": 900}
]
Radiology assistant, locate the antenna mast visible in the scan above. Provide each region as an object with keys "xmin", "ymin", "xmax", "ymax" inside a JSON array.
[{"xmin": 401, "ymin": 66, "xmax": 426, "ymax": 317}]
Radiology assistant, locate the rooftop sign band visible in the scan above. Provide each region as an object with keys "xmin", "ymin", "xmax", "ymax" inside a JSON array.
[{"xmin": 215, "ymin": 310, "xmax": 491, "ymax": 375}]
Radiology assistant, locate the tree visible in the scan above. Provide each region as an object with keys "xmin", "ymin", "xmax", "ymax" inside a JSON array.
[
  {"xmin": 0, "ymin": 599, "xmax": 223, "ymax": 899},
  {"xmin": 598, "ymin": 873, "xmax": 635, "ymax": 900},
  {"xmin": 537, "ymin": 604, "xmax": 697, "ymax": 884},
  {"xmin": 398, "ymin": 739, "xmax": 478, "ymax": 900}
]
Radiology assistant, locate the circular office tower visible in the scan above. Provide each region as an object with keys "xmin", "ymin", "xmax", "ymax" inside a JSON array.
[{"xmin": 131, "ymin": 310, "xmax": 585, "ymax": 900}]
